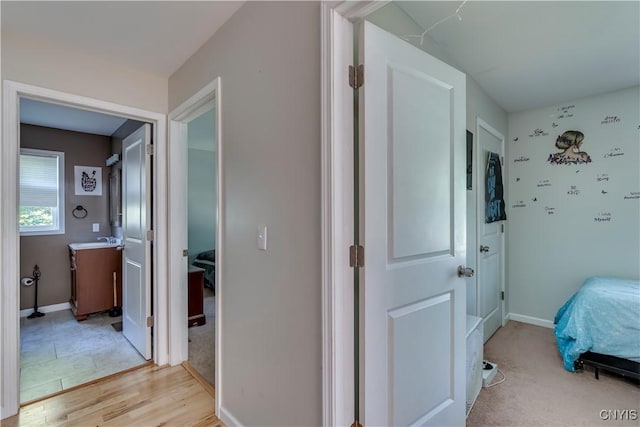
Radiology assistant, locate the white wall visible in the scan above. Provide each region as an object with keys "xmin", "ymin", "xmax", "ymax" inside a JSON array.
[
  {"xmin": 507, "ymin": 86, "xmax": 640, "ymax": 322},
  {"xmin": 169, "ymin": 2, "xmax": 321, "ymax": 425},
  {"xmin": 367, "ymin": 3, "xmax": 508, "ymax": 316},
  {"xmin": 2, "ymin": 31, "xmax": 167, "ymax": 113}
]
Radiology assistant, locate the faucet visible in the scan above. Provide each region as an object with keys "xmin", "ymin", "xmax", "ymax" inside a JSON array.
[{"xmin": 97, "ymin": 236, "xmax": 116, "ymax": 244}]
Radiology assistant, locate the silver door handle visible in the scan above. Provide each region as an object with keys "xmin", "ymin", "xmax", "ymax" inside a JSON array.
[
  {"xmin": 480, "ymin": 245, "xmax": 490, "ymax": 253},
  {"xmin": 458, "ymin": 265, "xmax": 475, "ymax": 277}
]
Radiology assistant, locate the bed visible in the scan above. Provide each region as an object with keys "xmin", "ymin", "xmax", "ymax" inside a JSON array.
[
  {"xmin": 554, "ymin": 277, "xmax": 640, "ymax": 380},
  {"xmin": 192, "ymin": 250, "xmax": 215, "ymax": 291}
]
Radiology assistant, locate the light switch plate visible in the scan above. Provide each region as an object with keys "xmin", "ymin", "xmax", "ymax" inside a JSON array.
[
  {"xmin": 257, "ymin": 225, "xmax": 267, "ymax": 251},
  {"xmin": 92, "ymin": 223, "xmax": 99, "ymax": 232}
]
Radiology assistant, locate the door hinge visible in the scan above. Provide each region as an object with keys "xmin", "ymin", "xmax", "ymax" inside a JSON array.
[
  {"xmin": 351, "ymin": 422, "xmax": 363, "ymax": 427},
  {"xmin": 501, "ymin": 291, "xmax": 505, "ymax": 301},
  {"xmin": 146, "ymin": 230, "xmax": 154, "ymax": 241},
  {"xmin": 146, "ymin": 144, "xmax": 154, "ymax": 156},
  {"xmin": 147, "ymin": 315, "xmax": 154, "ymax": 327},
  {"xmin": 349, "ymin": 244, "xmax": 364, "ymax": 268},
  {"xmin": 501, "ymin": 223, "xmax": 504, "ymax": 233},
  {"xmin": 349, "ymin": 64, "xmax": 364, "ymax": 89},
  {"xmin": 500, "ymin": 156, "xmax": 504, "ymax": 165}
]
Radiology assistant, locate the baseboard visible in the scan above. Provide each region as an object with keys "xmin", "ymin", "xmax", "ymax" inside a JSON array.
[
  {"xmin": 20, "ymin": 302, "xmax": 71, "ymax": 317},
  {"xmin": 220, "ymin": 406, "xmax": 244, "ymax": 427},
  {"xmin": 508, "ymin": 313, "xmax": 554, "ymax": 329}
]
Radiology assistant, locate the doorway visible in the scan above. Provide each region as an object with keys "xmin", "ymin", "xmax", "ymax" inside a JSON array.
[
  {"xmin": 167, "ymin": 78, "xmax": 221, "ymax": 405},
  {"xmin": 1, "ymin": 80, "xmax": 168, "ymax": 417}
]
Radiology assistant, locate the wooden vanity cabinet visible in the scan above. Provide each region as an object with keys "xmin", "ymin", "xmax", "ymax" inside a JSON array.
[{"xmin": 69, "ymin": 247, "xmax": 122, "ymax": 321}]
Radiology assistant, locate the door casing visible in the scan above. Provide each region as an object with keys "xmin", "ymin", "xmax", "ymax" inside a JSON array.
[{"xmin": 1, "ymin": 80, "xmax": 167, "ymax": 419}]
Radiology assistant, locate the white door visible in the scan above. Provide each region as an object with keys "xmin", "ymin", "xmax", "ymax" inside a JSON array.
[
  {"xmin": 122, "ymin": 123, "xmax": 152, "ymax": 359},
  {"xmin": 476, "ymin": 119, "xmax": 505, "ymax": 342},
  {"xmin": 360, "ymin": 22, "xmax": 467, "ymax": 426}
]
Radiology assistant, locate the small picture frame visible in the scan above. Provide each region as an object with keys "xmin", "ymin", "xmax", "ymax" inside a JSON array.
[{"xmin": 74, "ymin": 166, "xmax": 102, "ymax": 196}]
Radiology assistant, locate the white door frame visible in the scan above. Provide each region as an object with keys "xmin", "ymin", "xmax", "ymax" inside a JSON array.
[
  {"xmin": 167, "ymin": 78, "xmax": 222, "ymax": 414},
  {"xmin": 1, "ymin": 80, "xmax": 168, "ymax": 419},
  {"xmin": 320, "ymin": 2, "xmax": 389, "ymax": 426},
  {"xmin": 475, "ymin": 117, "xmax": 507, "ymax": 328}
]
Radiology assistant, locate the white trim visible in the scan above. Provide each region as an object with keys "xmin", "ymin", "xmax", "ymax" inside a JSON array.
[
  {"xmin": 507, "ymin": 313, "xmax": 555, "ymax": 329},
  {"xmin": 1, "ymin": 80, "xmax": 167, "ymax": 420},
  {"xmin": 20, "ymin": 302, "xmax": 71, "ymax": 317},
  {"xmin": 219, "ymin": 406, "xmax": 244, "ymax": 427},
  {"xmin": 167, "ymin": 78, "xmax": 222, "ymax": 416}
]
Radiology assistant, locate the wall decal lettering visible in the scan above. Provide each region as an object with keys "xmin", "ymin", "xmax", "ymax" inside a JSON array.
[
  {"xmin": 604, "ymin": 148, "xmax": 624, "ymax": 159},
  {"xmin": 514, "ymin": 156, "xmax": 530, "ymax": 163},
  {"xmin": 594, "ymin": 212, "xmax": 612, "ymax": 222},
  {"xmin": 548, "ymin": 130, "xmax": 592, "ymax": 165},
  {"xmin": 552, "ymin": 122, "xmax": 559, "ymax": 128},
  {"xmin": 512, "ymin": 201, "xmax": 527, "ymax": 208},
  {"xmin": 567, "ymin": 185, "xmax": 580, "ymax": 196},
  {"xmin": 597, "ymin": 174, "xmax": 609, "ymax": 182},
  {"xmin": 624, "ymin": 192, "xmax": 640, "ymax": 200},
  {"xmin": 601, "ymin": 115, "xmax": 621, "ymax": 125},
  {"xmin": 556, "ymin": 105, "xmax": 575, "ymax": 119},
  {"xmin": 601, "ymin": 190, "xmax": 608, "ymax": 194},
  {"xmin": 529, "ymin": 128, "xmax": 549, "ymax": 138},
  {"xmin": 545, "ymin": 206, "xmax": 556, "ymax": 215},
  {"xmin": 537, "ymin": 180, "xmax": 552, "ymax": 187}
]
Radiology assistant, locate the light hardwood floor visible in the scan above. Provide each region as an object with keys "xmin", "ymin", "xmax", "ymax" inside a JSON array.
[{"xmin": 3, "ymin": 364, "xmax": 224, "ymax": 426}]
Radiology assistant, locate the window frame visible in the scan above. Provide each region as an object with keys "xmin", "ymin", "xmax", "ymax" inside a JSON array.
[{"xmin": 19, "ymin": 148, "xmax": 66, "ymax": 236}]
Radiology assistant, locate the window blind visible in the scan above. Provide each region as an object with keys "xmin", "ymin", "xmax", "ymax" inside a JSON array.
[{"xmin": 20, "ymin": 153, "xmax": 59, "ymax": 208}]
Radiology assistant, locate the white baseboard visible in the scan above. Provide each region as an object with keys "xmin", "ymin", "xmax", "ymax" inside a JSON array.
[
  {"xmin": 507, "ymin": 313, "xmax": 554, "ymax": 329},
  {"xmin": 219, "ymin": 406, "xmax": 244, "ymax": 427},
  {"xmin": 20, "ymin": 302, "xmax": 71, "ymax": 317}
]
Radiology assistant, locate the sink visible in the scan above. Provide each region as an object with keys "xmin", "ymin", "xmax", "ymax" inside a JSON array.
[{"xmin": 69, "ymin": 241, "xmax": 121, "ymax": 250}]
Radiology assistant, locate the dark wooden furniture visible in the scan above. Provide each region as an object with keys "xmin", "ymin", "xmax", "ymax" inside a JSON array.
[
  {"xmin": 576, "ymin": 351, "xmax": 640, "ymax": 381},
  {"xmin": 188, "ymin": 265, "xmax": 206, "ymax": 327},
  {"xmin": 69, "ymin": 246, "xmax": 122, "ymax": 321}
]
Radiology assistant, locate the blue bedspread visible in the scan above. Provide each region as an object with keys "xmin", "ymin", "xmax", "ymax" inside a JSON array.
[{"xmin": 554, "ymin": 277, "xmax": 640, "ymax": 371}]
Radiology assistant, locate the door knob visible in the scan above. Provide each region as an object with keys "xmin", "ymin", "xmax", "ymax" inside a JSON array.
[
  {"xmin": 458, "ymin": 265, "xmax": 475, "ymax": 277},
  {"xmin": 480, "ymin": 245, "xmax": 490, "ymax": 253}
]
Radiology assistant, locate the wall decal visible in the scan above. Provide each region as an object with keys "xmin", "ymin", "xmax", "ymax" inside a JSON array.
[
  {"xmin": 601, "ymin": 190, "xmax": 608, "ymax": 194},
  {"xmin": 74, "ymin": 166, "xmax": 102, "ymax": 196},
  {"xmin": 624, "ymin": 192, "xmax": 640, "ymax": 200},
  {"xmin": 594, "ymin": 212, "xmax": 612, "ymax": 222},
  {"xmin": 597, "ymin": 173, "xmax": 609, "ymax": 182},
  {"xmin": 513, "ymin": 137, "xmax": 519, "ymax": 142},
  {"xmin": 529, "ymin": 128, "xmax": 549, "ymax": 138},
  {"xmin": 537, "ymin": 180, "xmax": 551, "ymax": 187},
  {"xmin": 512, "ymin": 201, "xmax": 527, "ymax": 208},
  {"xmin": 567, "ymin": 185, "xmax": 580, "ymax": 196},
  {"xmin": 485, "ymin": 152, "xmax": 507, "ymax": 223},
  {"xmin": 514, "ymin": 156, "xmax": 530, "ymax": 163},
  {"xmin": 532, "ymin": 197, "xmax": 538, "ymax": 202},
  {"xmin": 552, "ymin": 122, "xmax": 559, "ymax": 128},
  {"xmin": 516, "ymin": 177, "xmax": 521, "ymax": 182},
  {"xmin": 545, "ymin": 206, "xmax": 556, "ymax": 215},
  {"xmin": 548, "ymin": 130, "xmax": 592, "ymax": 165},
  {"xmin": 604, "ymin": 147, "xmax": 624, "ymax": 159},
  {"xmin": 601, "ymin": 115, "xmax": 621, "ymax": 125},
  {"xmin": 556, "ymin": 105, "xmax": 575, "ymax": 119}
]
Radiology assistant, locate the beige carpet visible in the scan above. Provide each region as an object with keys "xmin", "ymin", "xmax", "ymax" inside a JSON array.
[
  {"xmin": 467, "ymin": 321, "xmax": 639, "ymax": 426},
  {"xmin": 188, "ymin": 287, "xmax": 215, "ymax": 386}
]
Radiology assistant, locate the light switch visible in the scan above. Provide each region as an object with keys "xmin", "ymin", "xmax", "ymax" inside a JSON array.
[
  {"xmin": 257, "ymin": 225, "xmax": 267, "ymax": 251},
  {"xmin": 92, "ymin": 223, "xmax": 99, "ymax": 232}
]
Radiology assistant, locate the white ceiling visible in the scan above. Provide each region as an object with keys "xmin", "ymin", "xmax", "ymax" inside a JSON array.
[
  {"xmin": 20, "ymin": 98, "xmax": 128, "ymax": 136},
  {"xmin": 395, "ymin": 1, "xmax": 640, "ymax": 112},
  {"xmin": 2, "ymin": 1, "xmax": 243, "ymax": 78}
]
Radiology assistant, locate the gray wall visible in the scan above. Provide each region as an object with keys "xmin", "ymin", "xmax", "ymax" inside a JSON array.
[
  {"xmin": 507, "ymin": 86, "xmax": 640, "ymax": 321},
  {"xmin": 367, "ymin": 3, "xmax": 508, "ymax": 316},
  {"xmin": 20, "ymin": 124, "xmax": 111, "ymax": 309},
  {"xmin": 187, "ymin": 148, "xmax": 216, "ymax": 264},
  {"xmin": 169, "ymin": 2, "xmax": 321, "ymax": 425}
]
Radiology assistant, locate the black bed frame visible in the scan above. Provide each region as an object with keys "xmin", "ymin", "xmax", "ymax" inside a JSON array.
[{"xmin": 575, "ymin": 351, "xmax": 640, "ymax": 381}]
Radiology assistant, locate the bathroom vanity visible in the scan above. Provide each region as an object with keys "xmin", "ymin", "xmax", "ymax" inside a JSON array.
[{"xmin": 69, "ymin": 243, "xmax": 122, "ymax": 321}]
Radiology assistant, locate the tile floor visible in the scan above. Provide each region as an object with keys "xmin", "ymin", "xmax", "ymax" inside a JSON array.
[{"xmin": 20, "ymin": 309, "xmax": 146, "ymax": 403}]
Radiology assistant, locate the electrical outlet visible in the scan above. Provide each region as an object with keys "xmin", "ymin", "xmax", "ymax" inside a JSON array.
[{"xmin": 92, "ymin": 223, "xmax": 99, "ymax": 232}]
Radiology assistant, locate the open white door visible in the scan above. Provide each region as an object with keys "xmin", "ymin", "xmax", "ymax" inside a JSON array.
[
  {"xmin": 122, "ymin": 123, "xmax": 152, "ymax": 360},
  {"xmin": 476, "ymin": 119, "xmax": 505, "ymax": 342},
  {"xmin": 360, "ymin": 21, "xmax": 467, "ymax": 426}
]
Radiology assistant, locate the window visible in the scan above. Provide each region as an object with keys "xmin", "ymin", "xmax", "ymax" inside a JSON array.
[{"xmin": 20, "ymin": 148, "xmax": 65, "ymax": 235}]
